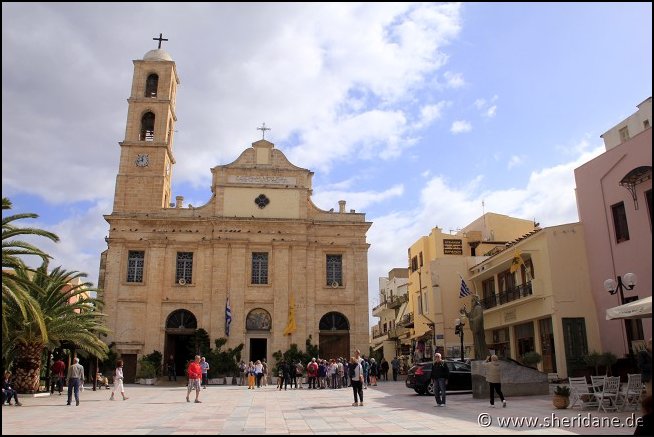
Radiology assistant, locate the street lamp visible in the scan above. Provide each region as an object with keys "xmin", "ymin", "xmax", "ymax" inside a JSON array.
[
  {"xmin": 604, "ymin": 273, "xmax": 637, "ymax": 304},
  {"xmin": 454, "ymin": 318, "xmax": 465, "ymax": 362}
]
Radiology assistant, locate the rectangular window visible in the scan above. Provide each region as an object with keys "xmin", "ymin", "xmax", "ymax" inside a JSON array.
[
  {"xmin": 410, "ymin": 256, "xmax": 418, "ymax": 272},
  {"xmin": 419, "ymin": 252, "xmax": 423, "ymax": 267},
  {"xmin": 326, "ymin": 254, "xmax": 343, "ymax": 286},
  {"xmin": 515, "ymin": 321, "xmax": 535, "ymax": 359},
  {"xmin": 644, "ymin": 120, "xmax": 650, "ymax": 129},
  {"xmin": 619, "ymin": 126, "xmax": 630, "ymax": 142},
  {"xmin": 481, "ymin": 277, "xmax": 496, "ymax": 309},
  {"xmin": 611, "ymin": 202, "xmax": 630, "ymax": 243},
  {"xmin": 175, "ymin": 252, "xmax": 193, "ymax": 284},
  {"xmin": 521, "ymin": 258, "xmax": 535, "ymax": 282},
  {"xmin": 126, "ymin": 250, "xmax": 144, "ymax": 283},
  {"xmin": 251, "ymin": 252, "xmax": 269, "ymax": 284}
]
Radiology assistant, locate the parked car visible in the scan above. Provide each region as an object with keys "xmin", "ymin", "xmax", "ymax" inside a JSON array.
[{"xmin": 405, "ymin": 360, "xmax": 471, "ymax": 395}]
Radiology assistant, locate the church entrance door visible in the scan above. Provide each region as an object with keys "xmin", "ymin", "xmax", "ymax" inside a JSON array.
[
  {"xmin": 318, "ymin": 312, "xmax": 350, "ymax": 359},
  {"xmin": 164, "ymin": 309, "xmax": 198, "ymax": 381},
  {"xmin": 250, "ymin": 338, "xmax": 267, "ymax": 363}
]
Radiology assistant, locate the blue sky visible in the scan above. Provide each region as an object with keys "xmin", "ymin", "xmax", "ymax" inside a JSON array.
[{"xmin": 2, "ymin": 3, "xmax": 652, "ymax": 325}]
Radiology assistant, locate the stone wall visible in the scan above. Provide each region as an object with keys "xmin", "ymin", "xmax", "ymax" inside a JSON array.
[{"xmin": 471, "ymin": 359, "xmax": 548, "ymax": 399}]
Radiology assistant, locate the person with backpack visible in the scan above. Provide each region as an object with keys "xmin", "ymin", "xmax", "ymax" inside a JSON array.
[{"xmin": 348, "ymin": 356, "xmax": 364, "ymax": 406}]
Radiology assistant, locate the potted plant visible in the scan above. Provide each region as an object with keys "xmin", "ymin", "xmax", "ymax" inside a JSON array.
[
  {"xmin": 136, "ymin": 358, "xmax": 157, "ymax": 385},
  {"xmin": 552, "ymin": 385, "xmax": 570, "ymax": 409}
]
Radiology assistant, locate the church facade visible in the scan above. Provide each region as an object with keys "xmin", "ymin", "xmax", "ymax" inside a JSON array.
[{"xmin": 99, "ymin": 46, "xmax": 371, "ymax": 381}]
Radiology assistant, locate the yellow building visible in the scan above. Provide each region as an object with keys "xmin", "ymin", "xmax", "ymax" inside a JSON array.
[
  {"xmin": 468, "ymin": 222, "xmax": 601, "ymax": 378},
  {"xmin": 99, "ymin": 46, "xmax": 371, "ymax": 381},
  {"xmin": 402, "ymin": 213, "xmax": 536, "ymax": 362}
]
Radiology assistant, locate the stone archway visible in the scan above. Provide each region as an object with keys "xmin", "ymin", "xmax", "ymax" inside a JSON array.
[
  {"xmin": 246, "ymin": 308, "xmax": 272, "ymax": 362},
  {"xmin": 164, "ymin": 309, "xmax": 197, "ymax": 379},
  {"xmin": 319, "ymin": 312, "xmax": 350, "ymax": 359}
]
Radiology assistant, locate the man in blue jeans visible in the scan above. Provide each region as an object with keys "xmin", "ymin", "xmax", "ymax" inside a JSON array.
[
  {"xmin": 430, "ymin": 353, "xmax": 449, "ymax": 407},
  {"xmin": 66, "ymin": 357, "xmax": 84, "ymax": 406}
]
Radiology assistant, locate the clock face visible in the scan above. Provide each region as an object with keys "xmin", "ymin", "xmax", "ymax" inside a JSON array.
[{"xmin": 136, "ymin": 154, "xmax": 149, "ymax": 167}]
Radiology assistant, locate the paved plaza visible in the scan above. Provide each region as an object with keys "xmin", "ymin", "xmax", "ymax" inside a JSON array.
[{"xmin": 2, "ymin": 380, "xmax": 642, "ymax": 435}]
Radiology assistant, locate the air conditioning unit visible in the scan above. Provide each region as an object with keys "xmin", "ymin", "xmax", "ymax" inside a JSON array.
[{"xmin": 178, "ymin": 278, "xmax": 187, "ymax": 285}]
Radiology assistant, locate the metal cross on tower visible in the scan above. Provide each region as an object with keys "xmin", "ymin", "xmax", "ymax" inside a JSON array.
[
  {"xmin": 153, "ymin": 33, "xmax": 169, "ymax": 49},
  {"xmin": 257, "ymin": 123, "xmax": 271, "ymax": 140}
]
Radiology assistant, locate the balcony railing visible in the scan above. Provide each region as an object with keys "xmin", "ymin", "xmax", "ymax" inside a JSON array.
[
  {"xmin": 372, "ymin": 294, "xmax": 408, "ymax": 312},
  {"xmin": 481, "ymin": 282, "xmax": 533, "ymax": 309},
  {"xmin": 397, "ymin": 312, "xmax": 414, "ymax": 327}
]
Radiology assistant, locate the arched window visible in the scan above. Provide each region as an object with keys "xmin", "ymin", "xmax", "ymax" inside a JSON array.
[
  {"xmin": 145, "ymin": 74, "xmax": 159, "ymax": 98},
  {"xmin": 165, "ymin": 309, "xmax": 197, "ymax": 330},
  {"xmin": 141, "ymin": 112, "xmax": 155, "ymax": 141},
  {"xmin": 319, "ymin": 312, "xmax": 349, "ymax": 331},
  {"xmin": 246, "ymin": 308, "xmax": 272, "ymax": 331}
]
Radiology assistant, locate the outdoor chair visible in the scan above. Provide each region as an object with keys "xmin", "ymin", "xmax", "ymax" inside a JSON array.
[
  {"xmin": 590, "ymin": 375, "xmax": 606, "ymax": 393},
  {"xmin": 619, "ymin": 373, "xmax": 643, "ymax": 411},
  {"xmin": 569, "ymin": 376, "xmax": 598, "ymax": 410},
  {"xmin": 595, "ymin": 376, "xmax": 621, "ymax": 412}
]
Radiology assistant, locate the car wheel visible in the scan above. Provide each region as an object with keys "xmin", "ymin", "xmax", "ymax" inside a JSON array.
[{"xmin": 427, "ymin": 381, "xmax": 435, "ymax": 396}]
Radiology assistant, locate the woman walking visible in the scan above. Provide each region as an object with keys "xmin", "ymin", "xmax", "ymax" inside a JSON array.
[
  {"xmin": 110, "ymin": 360, "xmax": 128, "ymax": 401},
  {"xmin": 485, "ymin": 355, "xmax": 506, "ymax": 407}
]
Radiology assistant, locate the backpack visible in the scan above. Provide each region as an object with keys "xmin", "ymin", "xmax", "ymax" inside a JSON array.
[{"xmin": 348, "ymin": 362, "xmax": 356, "ymax": 379}]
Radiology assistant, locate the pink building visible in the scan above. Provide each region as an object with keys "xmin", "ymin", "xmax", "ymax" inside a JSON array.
[{"xmin": 574, "ymin": 97, "xmax": 652, "ymax": 358}]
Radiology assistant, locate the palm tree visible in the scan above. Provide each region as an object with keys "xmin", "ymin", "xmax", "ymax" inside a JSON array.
[
  {"xmin": 4, "ymin": 263, "xmax": 109, "ymax": 392},
  {"xmin": 2, "ymin": 197, "xmax": 59, "ymax": 344}
]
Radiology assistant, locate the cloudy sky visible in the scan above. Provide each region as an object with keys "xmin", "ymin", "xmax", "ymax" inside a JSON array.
[{"xmin": 3, "ymin": 3, "xmax": 652, "ymax": 326}]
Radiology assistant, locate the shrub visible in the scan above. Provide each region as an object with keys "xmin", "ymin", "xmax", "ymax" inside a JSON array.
[
  {"xmin": 599, "ymin": 352, "xmax": 617, "ymax": 376},
  {"xmin": 136, "ymin": 358, "xmax": 157, "ymax": 379},
  {"xmin": 521, "ymin": 351, "xmax": 542, "ymax": 367},
  {"xmin": 583, "ymin": 351, "xmax": 602, "ymax": 375},
  {"xmin": 143, "ymin": 350, "xmax": 163, "ymax": 376},
  {"xmin": 206, "ymin": 338, "xmax": 243, "ymax": 377},
  {"xmin": 554, "ymin": 385, "xmax": 571, "ymax": 397}
]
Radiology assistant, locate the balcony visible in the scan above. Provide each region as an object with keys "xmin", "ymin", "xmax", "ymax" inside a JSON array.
[
  {"xmin": 388, "ymin": 326, "xmax": 409, "ymax": 339},
  {"xmin": 388, "ymin": 294, "xmax": 407, "ymax": 309},
  {"xmin": 482, "ymin": 282, "xmax": 533, "ymax": 309},
  {"xmin": 372, "ymin": 294, "xmax": 408, "ymax": 314},
  {"xmin": 397, "ymin": 312, "xmax": 414, "ymax": 328}
]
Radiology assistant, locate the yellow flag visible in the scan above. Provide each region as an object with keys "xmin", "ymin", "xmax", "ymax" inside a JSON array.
[
  {"xmin": 509, "ymin": 250, "xmax": 524, "ymax": 274},
  {"xmin": 283, "ymin": 293, "xmax": 296, "ymax": 336}
]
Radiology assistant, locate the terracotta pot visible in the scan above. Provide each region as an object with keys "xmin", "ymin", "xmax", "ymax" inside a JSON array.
[{"xmin": 552, "ymin": 395, "xmax": 569, "ymax": 409}]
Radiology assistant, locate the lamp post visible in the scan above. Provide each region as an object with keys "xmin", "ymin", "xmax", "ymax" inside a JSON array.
[
  {"xmin": 603, "ymin": 273, "xmax": 637, "ymax": 305},
  {"xmin": 454, "ymin": 318, "xmax": 465, "ymax": 362},
  {"xmin": 604, "ymin": 273, "xmax": 637, "ymax": 356}
]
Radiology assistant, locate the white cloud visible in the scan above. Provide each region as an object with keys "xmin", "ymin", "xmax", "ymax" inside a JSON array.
[
  {"xmin": 443, "ymin": 71, "xmax": 465, "ymax": 88},
  {"xmin": 485, "ymin": 105, "xmax": 497, "ymax": 118},
  {"xmin": 313, "ymin": 184, "xmax": 405, "ymax": 212},
  {"xmin": 3, "ymin": 3, "xmax": 464, "ymax": 202},
  {"xmin": 450, "ymin": 120, "xmax": 472, "ymax": 134},
  {"xmin": 413, "ymin": 101, "xmax": 449, "ymax": 129},
  {"xmin": 507, "ymin": 155, "xmax": 524, "ymax": 169}
]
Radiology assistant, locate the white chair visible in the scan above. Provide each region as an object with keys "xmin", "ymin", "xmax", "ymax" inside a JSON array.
[
  {"xmin": 619, "ymin": 373, "xmax": 643, "ymax": 411},
  {"xmin": 569, "ymin": 377, "xmax": 598, "ymax": 410},
  {"xmin": 595, "ymin": 376, "xmax": 621, "ymax": 412},
  {"xmin": 590, "ymin": 375, "xmax": 606, "ymax": 393}
]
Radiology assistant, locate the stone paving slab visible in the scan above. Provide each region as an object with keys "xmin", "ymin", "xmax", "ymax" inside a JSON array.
[{"xmin": 1, "ymin": 381, "xmax": 642, "ymax": 435}]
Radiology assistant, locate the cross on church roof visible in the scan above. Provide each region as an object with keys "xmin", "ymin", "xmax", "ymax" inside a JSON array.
[
  {"xmin": 152, "ymin": 33, "xmax": 169, "ymax": 49},
  {"xmin": 257, "ymin": 123, "xmax": 271, "ymax": 140}
]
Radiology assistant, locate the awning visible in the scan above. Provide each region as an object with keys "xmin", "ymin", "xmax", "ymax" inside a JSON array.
[
  {"xmin": 409, "ymin": 330, "xmax": 431, "ymax": 341},
  {"xmin": 606, "ymin": 296, "xmax": 652, "ymax": 320}
]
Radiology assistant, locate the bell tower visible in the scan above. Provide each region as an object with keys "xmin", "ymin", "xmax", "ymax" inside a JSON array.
[{"xmin": 112, "ymin": 35, "xmax": 180, "ymax": 213}]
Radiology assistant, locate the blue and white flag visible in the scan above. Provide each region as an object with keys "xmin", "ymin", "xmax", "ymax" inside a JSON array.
[
  {"xmin": 225, "ymin": 296, "xmax": 232, "ymax": 336},
  {"xmin": 459, "ymin": 278, "xmax": 471, "ymax": 298}
]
